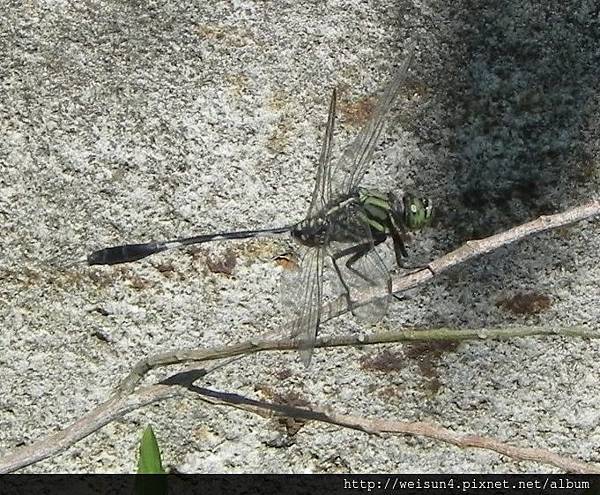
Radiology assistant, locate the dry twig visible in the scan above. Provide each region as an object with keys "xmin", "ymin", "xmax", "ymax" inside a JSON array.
[
  {"xmin": 2, "ymin": 379, "xmax": 599, "ymax": 474},
  {"xmin": 1, "ymin": 200, "xmax": 599, "ymax": 473}
]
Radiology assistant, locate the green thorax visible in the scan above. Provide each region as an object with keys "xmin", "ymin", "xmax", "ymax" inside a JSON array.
[{"xmin": 358, "ymin": 188, "xmax": 433, "ymax": 234}]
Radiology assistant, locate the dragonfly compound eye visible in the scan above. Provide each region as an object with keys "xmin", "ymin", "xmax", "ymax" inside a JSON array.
[{"xmin": 405, "ymin": 197, "xmax": 433, "ymax": 230}]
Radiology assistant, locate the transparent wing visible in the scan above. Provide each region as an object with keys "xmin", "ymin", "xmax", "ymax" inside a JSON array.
[
  {"xmin": 280, "ymin": 246, "xmax": 325, "ymax": 366},
  {"xmin": 339, "ymin": 245, "xmax": 391, "ymax": 324},
  {"xmin": 327, "ymin": 205, "xmax": 391, "ymax": 323},
  {"xmin": 331, "ymin": 42, "xmax": 415, "ymax": 196},
  {"xmin": 307, "ymin": 88, "xmax": 336, "ymax": 218}
]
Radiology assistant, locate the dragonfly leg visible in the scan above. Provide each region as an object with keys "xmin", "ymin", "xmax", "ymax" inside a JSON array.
[
  {"xmin": 330, "ymin": 254, "xmax": 354, "ymax": 311},
  {"xmin": 390, "ymin": 225, "xmax": 428, "ymax": 271},
  {"xmin": 392, "ymin": 292, "xmax": 410, "ymax": 302},
  {"xmin": 331, "ymin": 242, "xmax": 375, "ymax": 313},
  {"xmin": 390, "ymin": 226, "xmax": 408, "ymax": 267},
  {"xmin": 344, "ymin": 243, "xmax": 379, "ymax": 286},
  {"xmin": 331, "ymin": 236, "xmax": 386, "ymax": 290}
]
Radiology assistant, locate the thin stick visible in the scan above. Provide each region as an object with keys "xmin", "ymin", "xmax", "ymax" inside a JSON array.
[
  {"xmin": 1, "ymin": 200, "xmax": 600, "ymax": 473},
  {"xmin": 116, "ymin": 199, "xmax": 600, "ymax": 393},
  {"xmin": 2, "ymin": 380, "xmax": 599, "ymax": 473},
  {"xmin": 193, "ymin": 386, "xmax": 600, "ymax": 474},
  {"xmin": 115, "ymin": 324, "xmax": 599, "ymax": 395},
  {"xmin": 323, "ymin": 199, "xmax": 600, "ymax": 320}
]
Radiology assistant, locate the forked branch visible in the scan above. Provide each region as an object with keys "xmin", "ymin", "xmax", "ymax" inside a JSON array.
[{"xmin": 0, "ymin": 199, "xmax": 599, "ymax": 473}]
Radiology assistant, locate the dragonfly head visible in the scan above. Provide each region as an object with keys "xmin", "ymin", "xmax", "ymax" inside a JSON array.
[
  {"xmin": 389, "ymin": 192, "xmax": 433, "ymax": 231},
  {"xmin": 404, "ymin": 195, "xmax": 433, "ymax": 230}
]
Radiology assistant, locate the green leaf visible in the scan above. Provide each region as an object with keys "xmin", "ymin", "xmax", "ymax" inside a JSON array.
[{"xmin": 137, "ymin": 425, "xmax": 165, "ymax": 474}]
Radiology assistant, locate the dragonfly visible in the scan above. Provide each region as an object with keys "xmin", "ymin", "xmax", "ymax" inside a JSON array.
[{"xmin": 87, "ymin": 43, "xmax": 433, "ymax": 364}]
